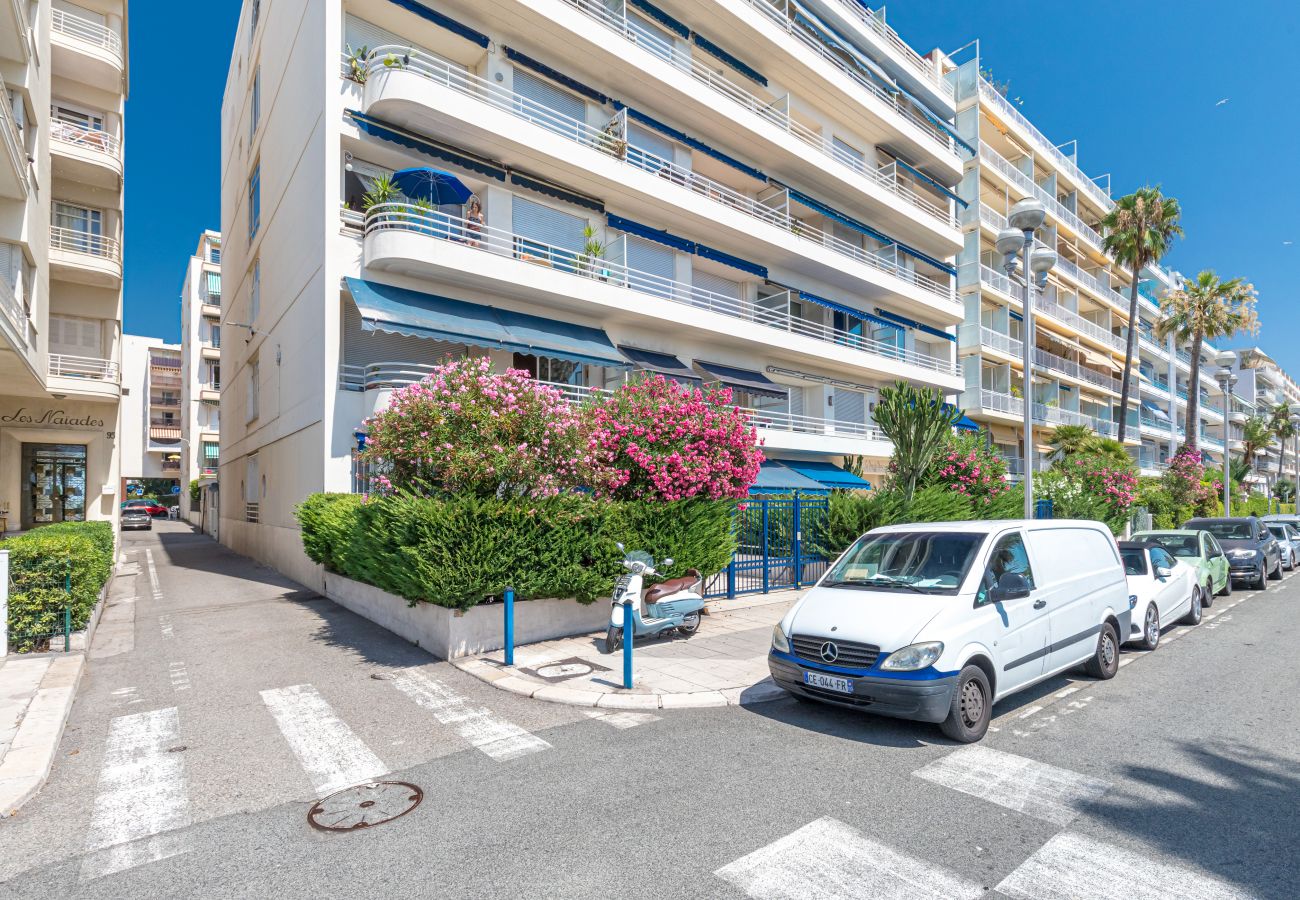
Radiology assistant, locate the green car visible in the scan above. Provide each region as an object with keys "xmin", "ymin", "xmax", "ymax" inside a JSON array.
[{"xmin": 1131, "ymin": 529, "xmax": 1231, "ymax": 606}]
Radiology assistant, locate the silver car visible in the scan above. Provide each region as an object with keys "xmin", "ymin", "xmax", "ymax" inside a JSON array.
[{"xmin": 1264, "ymin": 522, "xmax": 1300, "ymax": 571}]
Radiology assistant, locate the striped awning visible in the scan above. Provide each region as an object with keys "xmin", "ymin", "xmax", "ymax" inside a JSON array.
[{"xmin": 150, "ymin": 426, "xmax": 181, "ymax": 440}]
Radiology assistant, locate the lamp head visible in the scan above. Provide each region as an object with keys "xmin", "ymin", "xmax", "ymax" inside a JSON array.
[
  {"xmin": 1029, "ymin": 247, "xmax": 1057, "ymax": 288},
  {"xmin": 1008, "ymin": 197, "xmax": 1047, "ymax": 234},
  {"xmin": 995, "ymin": 228, "xmax": 1022, "ymax": 274},
  {"xmin": 1216, "ymin": 350, "xmax": 1237, "ymax": 369}
]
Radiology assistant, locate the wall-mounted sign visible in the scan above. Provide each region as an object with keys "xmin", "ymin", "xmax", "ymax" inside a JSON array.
[{"xmin": 0, "ymin": 407, "xmax": 107, "ymax": 429}]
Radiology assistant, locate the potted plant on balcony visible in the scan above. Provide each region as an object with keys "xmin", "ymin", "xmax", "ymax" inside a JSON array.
[
  {"xmin": 600, "ymin": 118, "xmax": 627, "ymax": 160},
  {"xmin": 577, "ymin": 226, "xmax": 608, "ymax": 280},
  {"xmin": 361, "ymin": 174, "xmax": 400, "ymax": 222},
  {"xmin": 344, "ymin": 44, "xmax": 369, "ymax": 84}
]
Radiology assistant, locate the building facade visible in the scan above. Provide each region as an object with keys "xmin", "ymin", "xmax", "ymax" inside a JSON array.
[
  {"xmin": 220, "ymin": 0, "xmax": 973, "ymax": 585},
  {"xmin": 118, "ymin": 334, "xmax": 182, "ymax": 496},
  {"xmin": 0, "ymin": 0, "xmax": 128, "ymax": 532},
  {"xmin": 178, "ymin": 230, "xmax": 222, "ymax": 531}
]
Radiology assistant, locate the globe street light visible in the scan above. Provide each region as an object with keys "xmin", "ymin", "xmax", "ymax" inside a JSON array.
[
  {"xmin": 997, "ymin": 198, "xmax": 1051, "ymax": 519},
  {"xmin": 1216, "ymin": 351, "xmax": 1237, "ymax": 515}
]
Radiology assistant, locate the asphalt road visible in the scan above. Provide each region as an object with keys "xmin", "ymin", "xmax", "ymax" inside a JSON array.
[{"xmin": 0, "ymin": 520, "xmax": 1295, "ymax": 899}]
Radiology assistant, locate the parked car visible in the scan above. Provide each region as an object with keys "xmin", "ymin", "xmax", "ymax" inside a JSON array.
[
  {"xmin": 1183, "ymin": 517, "xmax": 1282, "ymax": 590},
  {"xmin": 768, "ymin": 519, "xmax": 1132, "ymax": 743},
  {"xmin": 1130, "ymin": 529, "xmax": 1231, "ymax": 606},
  {"xmin": 1117, "ymin": 541, "xmax": 1200, "ymax": 650},
  {"xmin": 120, "ymin": 506, "xmax": 153, "ymax": 531},
  {"xmin": 1264, "ymin": 522, "xmax": 1300, "ymax": 571},
  {"xmin": 122, "ymin": 499, "xmax": 168, "ymax": 517}
]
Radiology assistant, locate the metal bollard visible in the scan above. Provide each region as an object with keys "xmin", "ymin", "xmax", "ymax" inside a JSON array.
[
  {"xmin": 622, "ymin": 599, "xmax": 633, "ymax": 689},
  {"xmin": 503, "ymin": 587, "xmax": 515, "ymax": 666}
]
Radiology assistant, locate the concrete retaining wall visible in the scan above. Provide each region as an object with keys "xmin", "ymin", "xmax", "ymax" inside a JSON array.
[{"xmin": 322, "ymin": 573, "xmax": 608, "ymax": 660}]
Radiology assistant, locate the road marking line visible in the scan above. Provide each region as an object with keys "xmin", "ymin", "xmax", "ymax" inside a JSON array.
[
  {"xmin": 158, "ymin": 615, "xmax": 174, "ymax": 639},
  {"xmin": 1117, "ymin": 657, "xmax": 1133, "ymax": 667},
  {"xmin": 584, "ymin": 710, "xmax": 660, "ymax": 729},
  {"xmin": 913, "ymin": 746, "xmax": 1110, "ymax": 826},
  {"xmin": 715, "ymin": 816, "xmax": 983, "ymax": 900},
  {"xmin": 261, "ymin": 684, "xmax": 387, "ymax": 796},
  {"xmin": 1017, "ymin": 705, "xmax": 1044, "ymax": 719},
  {"xmin": 390, "ymin": 669, "xmax": 551, "ymax": 761},
  {"xmin": 168, "ymin": 662, "xmax": 191, "ymax": 693},
  {"xmin": 80, "ymin": 707, "xmax": 192, "ymax": 882},
  {"xmin": 144, "ymin": 549, "xmax": 163, "ymax": 600},
  {"xmin": 1054, "ymin": 686, "xmax": 1081, "ymax": 700},
  {"xmin": 996, "ymin": 831, "xmax": 1252, "ymax": 899}
]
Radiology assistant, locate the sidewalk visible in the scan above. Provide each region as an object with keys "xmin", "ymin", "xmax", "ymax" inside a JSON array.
[
  {"xmin": 451, "ymin": 589, "xmax": 801, "ymax": 709},
  {"xmin": 0, "ymin": 655, "xmax": 85, "ymax": 815}
]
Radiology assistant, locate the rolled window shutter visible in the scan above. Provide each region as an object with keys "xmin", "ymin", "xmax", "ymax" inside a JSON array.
[{"xmin": 512, "ymin": 196, "xmax": 587, "ymax": 253}]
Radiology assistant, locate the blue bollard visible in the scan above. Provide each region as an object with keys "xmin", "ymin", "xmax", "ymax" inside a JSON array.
[
  {"xmin": 622, "ymin": 599, "xmax": 633, "ymax": 689},
  {"xmin": 503, "ymin": 587, "xmax": 515, "ymax": 666}
]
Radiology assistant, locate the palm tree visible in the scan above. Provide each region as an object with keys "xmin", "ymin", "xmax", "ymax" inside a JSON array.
[
  {"xmin": 1101, "ymin": 187, "xmax": 1183, "ymax": 444},
  {"xmin": 874, "ymin": 381, "xmax": 962, "ymax": 502},
  {"xmin": 1045, "ymin": 424, "xmax": 1094, "ymax": 459},
  {"xmin": 1155, "ymin": 270, "xmax": 1258, "ymax": 451},
  {"xmin": 1268, "ymin": 402, "xmax": 1297, "ymax": 479},
  {"xmin": 1240, "ymin": 416, "xmax": 1273, "ymax": 488}
]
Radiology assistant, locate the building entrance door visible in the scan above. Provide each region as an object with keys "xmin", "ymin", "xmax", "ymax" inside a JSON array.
[{"xmin": 21, "ymin": 443, "xmax": 88, "ymax": 528}]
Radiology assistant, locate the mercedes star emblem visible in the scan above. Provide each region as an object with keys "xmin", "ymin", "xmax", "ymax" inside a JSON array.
[{"xmin": 819, "ymin": 641, "xmax": 839, "ymax": 663}]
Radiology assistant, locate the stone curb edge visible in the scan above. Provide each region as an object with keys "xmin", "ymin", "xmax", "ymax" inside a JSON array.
[{"xmin": 0, "ymin": 655, "xmax": 86, "ymax": 817}]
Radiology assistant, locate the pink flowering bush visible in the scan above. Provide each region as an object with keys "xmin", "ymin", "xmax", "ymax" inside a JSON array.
[
  {"xmin": 921, "ymin": 431, "xmax": 1010, "ymax": 507},
  {"xmin": 1163, "ymin": 447, "xmax": 1221, "ymax": 516},
  {"xmin": 359, "ymin": 357, "xmax": 588, "ymax": 498},
  {"xmin": 585, "ymin": 375, "xmax": 763, "ymax": 501},
  {"xmin": 1038, "ymin": 452, "xmax": 1138, "ymax": 534}
]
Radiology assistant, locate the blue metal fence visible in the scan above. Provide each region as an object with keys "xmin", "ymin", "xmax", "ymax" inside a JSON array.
[{"xmin": 703, "ymin": 496, "xmax": 830, "ymax": 599}]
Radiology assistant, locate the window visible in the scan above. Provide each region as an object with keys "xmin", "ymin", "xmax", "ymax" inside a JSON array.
[
  {"xmin": 1121, "ymin": 548, "xmax": 1148, "ymax": 576},
  {"xmin": 249, "ymin": 66, "xmax": 261, "ymax": 142},
  {"xmin": 245, "ymin": 454, "xmax": 260, "ymax": 503},
  {"xmin": 824, "ymin": 531, "xmax": 985, "ymax": 594},
  {"xmin": 248, "ymin": 163, "xmax": 261, "ymax": 241},
  {"xmin": 210, "ymin": 244, "xmax": 221, "ymax": 264},
  {"xmin": 48, "ymin": 315, "xmax": 102, "ymax": 358},
  {"xmin": 209, "ymin": 325, "xmax": 221, "ymax": 348},
  {"xmin": 246, "ymin": 356, "xmax": 259, "ymax": 422},
  {"xmin": 250, "ymin": 0, "xmax": 260, "ymax": 46},
  {"xmin": 1150, "ymin": 547, "xmax": 1176, "ymax": 572},
  {"xmin": 210, "ymin": 364, "xmax": 221, "ymax": 389},
  {"xmin": 978, "ymin": 532, "xmax": 1036, "ymax": 603},
  {"xmin": 53, "ymin": 201, "xmax": 104, "ymax": 253},
  {"xmin": 250, "ymin": 258, "xmax": 260, "ymax": 321}
]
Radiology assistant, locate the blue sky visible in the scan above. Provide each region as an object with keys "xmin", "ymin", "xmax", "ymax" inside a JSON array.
[{"xmin": 124, "ymin": 0, "xmax": 1299, "ymax": 370}]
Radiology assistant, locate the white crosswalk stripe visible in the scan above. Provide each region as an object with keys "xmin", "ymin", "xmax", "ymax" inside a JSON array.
[
  {"xmin": 996, "ymin": 832, "xmax": 1253, "ymax": 899},
  {"xmin": 715, "ymin": 816, "xmax": 983, "ymax": 900},
  {"xmin": 584, "ymin": 709, "xmax": 660, "ymax": 729},
  {"xmin": 390, "ymin": 669, "xmax": 551, "ymax": 761},
  {"xmin": 80, "ymin": 707, "xmax": 193, "ymax": 882},
  {"xmin": 913, "ymin": 745, "xmax": 1110, "ymax": 825},
  {"xmin": 261, "ymin": 684, "xmax": 387, "ymax": 797}
]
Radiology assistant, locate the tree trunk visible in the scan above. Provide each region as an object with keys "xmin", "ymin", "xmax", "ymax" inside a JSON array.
[
  {"xmin": 1116, "ymin": 277, "xmax": 1142, "ymax": 445},
  {"xmin": 1186, "ymin": 331, "xmax": 1203, "ymax": 452}
]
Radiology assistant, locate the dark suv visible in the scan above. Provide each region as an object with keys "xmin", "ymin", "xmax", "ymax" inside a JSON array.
[{"xmin": 1183, "ymin": 517, "xmax": 1281, "ymax": 590}]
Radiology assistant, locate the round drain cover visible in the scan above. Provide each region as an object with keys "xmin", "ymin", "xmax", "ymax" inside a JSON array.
[
  {"xmin": 308, "ymin": 781, "xmax": 423, "ymax": 832},
  {"xmin": 536, "ymin": 662, "xmax": 592, "ymax": 679}
]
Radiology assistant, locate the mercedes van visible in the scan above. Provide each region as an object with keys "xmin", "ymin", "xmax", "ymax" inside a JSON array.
[{"xmin": 769, "ymin": 520, "xmax": 1132, "ymax": 742}]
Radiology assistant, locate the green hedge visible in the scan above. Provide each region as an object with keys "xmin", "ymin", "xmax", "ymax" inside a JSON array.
[
  {"xmin": 295, "ymin": 493, "xmax": 736, "ymax": 610},
  {"xmin": 3, "ymin": 521, "xmax": 114, "ymax": 652}
]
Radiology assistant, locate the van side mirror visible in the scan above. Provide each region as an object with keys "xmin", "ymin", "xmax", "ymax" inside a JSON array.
[{"xmin": 989, "ymin": 572, "xmax": 1031, "ymax": 602}]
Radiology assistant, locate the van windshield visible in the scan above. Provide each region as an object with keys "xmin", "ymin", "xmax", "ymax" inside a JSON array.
[{"xmin": 822, "ymin": 531, "xmax": 985, "ymax": 595}]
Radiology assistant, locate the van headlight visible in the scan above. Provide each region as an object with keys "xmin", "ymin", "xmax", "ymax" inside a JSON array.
[
  {"xmin": 771, "ymin": 623, "xmax": 790, "ymax": 653},
  {"xmin": 880, "ymin": 642, "xmax": 944, "ymax": 671}
]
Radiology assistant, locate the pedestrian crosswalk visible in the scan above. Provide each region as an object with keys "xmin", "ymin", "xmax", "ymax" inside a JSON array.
[
  {"xmin": 389, "ymin": 669, "xmax": 552, "ymax": 761},
  {"xmin": 261, "ymin": 684, "xmax": 389, "ymax": 797}
]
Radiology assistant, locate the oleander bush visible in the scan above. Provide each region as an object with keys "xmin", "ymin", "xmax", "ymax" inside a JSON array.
[{"xmin": 3, "ymin": 521, "xmax": 114, "ymax": 652}]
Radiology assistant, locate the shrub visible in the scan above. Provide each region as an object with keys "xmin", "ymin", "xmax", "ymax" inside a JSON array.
[
  {"xmin": 922, "ymin": 430, "xmax": 1010, "ymax": 507},
  {"xmin": 3, "ymin": 522, "xmax": 114, "ymax": 651},
  {"xmin": 1036, "ymin": 455, "xmax": 1137, "ymax": 535},
  {"xmin": 585, "ymin": 375, "xmax": 762, "ymax": 501}
]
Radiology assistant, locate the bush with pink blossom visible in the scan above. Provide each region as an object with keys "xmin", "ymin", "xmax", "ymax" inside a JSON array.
[{"xmin": 920, "ymin": 431, "xmax": 1010, "ymax": 507}]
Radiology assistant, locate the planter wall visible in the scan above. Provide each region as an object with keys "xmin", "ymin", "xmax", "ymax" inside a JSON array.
[{"xmin": 323, "ymin": 573, "xmax": 608, "ymax": 659}]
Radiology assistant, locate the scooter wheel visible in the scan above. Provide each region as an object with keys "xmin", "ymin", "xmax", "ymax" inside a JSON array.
[
  {"xmin": 677, "ymin": 612, "xmax": 701, "ymax": 636},
  {"xmin": 603, "ymin": 626, "xmax": 623, "ymax": 655}
]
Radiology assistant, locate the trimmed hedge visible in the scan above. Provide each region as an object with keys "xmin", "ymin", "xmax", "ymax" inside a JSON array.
[
  {"xmin": 3, "ymin": 521, "xmax": 114, "ymax": 652},
  {"xmin": 295, "ymin": 493, "xmax": 736, "ymax": 610}
]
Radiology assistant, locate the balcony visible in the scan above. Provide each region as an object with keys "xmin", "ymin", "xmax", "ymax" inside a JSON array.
[
  {"xmin": 1033, "ymin": 347, "xmax": 1122, "ymax": 394},
  {"xmin": 975, "ymin": 389, "xmax": 1117, "ymax": 436},
  {"xmin": 960, "ymin": 323, "xmax": 1023, "ymax": 359},
  {"xmin": 46, "ymin": 353, "xmax": 120, "ymax": 398},
  {"xmin": 0, "ymin": 272, "xmax": 33, "ymax": 352},
  {"xmin": 0, "ymin": 73, "xmax": 29, "ymax": 200},
  {"xmin": 49, "ymin": 227, "xmax": 122, "ymax": 287},
  {"xmin": 359, "ymin": 46, "xmax": 959, "ymax": 255},
  {"xmin": 1, "ymin": 0, "xmax": 30, "ymax": 63},
  {"xmin": 361, "ymin": 203, "xmax": 963, "ymax": 387},
  {"xmin": 971, "ymin": 263, "xmax": 1123, "ymax": 353},
  {"xmin": 199, "ymin": 383, "xmax": 220, "ymax": 402},
  {"xmin": 150, "ymin": 397, "xmax": 181, "ymax": 409},
  {"xmin": 979, "ymin": 143, "xmax": 1106, "ymax": 254},
  {"xmin": 50, "ymin": 8, "xmax": 124, "ymax": 88},
  {"xmin": 49, "ymin": 115, "xmax": 122, "ymax": 189},
  {"xmin": 201, "ymin": 344, "xmax": 221, "ymax": 361}
]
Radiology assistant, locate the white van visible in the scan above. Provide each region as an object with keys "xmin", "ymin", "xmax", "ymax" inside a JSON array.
[{"xmin": 769, "ymin": 519, "xmax": 1132, "ymax": 742}]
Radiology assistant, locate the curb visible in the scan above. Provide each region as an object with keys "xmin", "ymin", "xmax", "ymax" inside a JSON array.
[
  {"xmin": 0, "ymin": 655, "xmax": 85, "ymax": 816},
  {"xmin": 450, "ymin": 657, "xmax": 787, "ymax": 709}
]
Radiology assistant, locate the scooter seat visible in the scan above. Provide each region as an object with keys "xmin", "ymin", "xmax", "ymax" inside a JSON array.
[{"xmin": 644, "ymin": 569, "xmax": 701, "ymax": 603}]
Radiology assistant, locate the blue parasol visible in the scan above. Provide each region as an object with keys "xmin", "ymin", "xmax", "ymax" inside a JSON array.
[{"xmin": 391, "ymin": 167, "xmax": 473, "ymax": 205}]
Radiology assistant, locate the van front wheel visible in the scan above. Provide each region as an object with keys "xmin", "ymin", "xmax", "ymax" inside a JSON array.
[
  {"xmin": 1084, "ymin": 623, "xmax": 1120, "ymax": 680},
  {"xmin": 939, "ymin": 665, "xmax": 992, "ymax": 743}
]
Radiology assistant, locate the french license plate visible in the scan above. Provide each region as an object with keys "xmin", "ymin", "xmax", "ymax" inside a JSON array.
[{"xmin": 803, "ymin": 671, "xmax": 853, "ymax": 694}]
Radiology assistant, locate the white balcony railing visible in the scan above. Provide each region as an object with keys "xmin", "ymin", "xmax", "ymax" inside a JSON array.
[
  {"xmin": 50, "ymin": 226, "xmax": 121, "ymax": 261},
  {"xmin": 51, "ymin": 8, "xmax": 123, "ymax": 59},
  {"xmin": 977, "ymin": 79, "xmax": 1113, "ymax": 214},
  {"xmin": 979, "ymin": 143, "xmax": 1105, "ymax": 251},
  {"xmin": 977, "ymin": 389, "xmax": 1117, "ymax": 435},
  {"xmin": 362, "ymin": 46, "xmax": 956, "ymax": 229},
  {"xmin": 827, "ymin": 0, "xmax": 952, "ymax": 95},
  {"xmin": 962, "ymin": 323, "xmax": 1023, "ymax": 358},
  {"xmin": 49, "ymin": 116, "xmax": 121, "ymax": 157},
  {"xmin": 48, "ymin": 353, "xmax": 119, "ymax": 382},
  {"xmin": 1, "ymin": 73, "xmax": 29, "ymax": 195},
  {"xmin": 1034, "ymin": 347, "xmax": 1122, "ymax": 394},
  {"xmin": 337, "ymin": 364, "xmax": 894, "ymax": 444},
  {"xmin": 978, "ymin": 203, "xmax": 1125, "ymax": 308},
  {"xmin": 972, "ymin": 262, "xmax": 1123, "ymax": 353},
  {"xmin": 363, "ymin": 203, "xmax": 961, "ymax": 376}
]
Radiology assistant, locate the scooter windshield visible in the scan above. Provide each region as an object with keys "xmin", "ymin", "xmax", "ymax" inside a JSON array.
[{"xmin": 624, "ymin": 550, "xmax": 654, "ymax": 568}]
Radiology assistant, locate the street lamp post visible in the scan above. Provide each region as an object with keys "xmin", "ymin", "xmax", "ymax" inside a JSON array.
[
  {"xmin": 1290, "ymin": 404, "xmax": 1300, "ymax": 509},
  {"xmin": 1216, "ymin": 352, "xmax": 1237, "ymax": 516},
  {"xmin": 996, "ymin": 199, "xmax": 1055, "ymax": 519}
]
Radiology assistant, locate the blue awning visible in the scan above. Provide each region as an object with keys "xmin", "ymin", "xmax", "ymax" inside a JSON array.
[
  {"xmin": 509, "ymin": 173, "xmax": 603, "ymax": 213},
  {"xmin": 618, "ymin": 106, "xmax": 767, "ymax": 183},
  {"xmin": 890, "ymin": 155, "xmax": 967, "ymax": 208},
  {"xmin": 503, "ymin": 47, "xmax": 609, "ymax": 106},
  {"xmin": 1009, "ymin": 310, "xmax": 1024, "ymax": 322},
  {"xmin": 691, "ymin": 33, "xmax": 767, "ymax": 86},
  {"xmin": 873, "ymin": 308, "xmax": 956, "ymax": 342},
  {"xmin": 345, "ymin": 277, "xmax": 629, "ymax": 368},
  {"xmin": 628, "ymin": 0, "xmax": 689, "ymax": 38},
  {"xmin": 696, "ymin": 360, "xmax": 786, "ymax": 400},
  {"xmin": 954, "ymin": 415, "xmax": 980, "ymax": 432},
  {"xmin": 785, "ymin": 187, "xmax": 957, "ymax": 277},
  {"xmin": 797, "ymin": 290, "xmax": 900, "ymax": 330},
  {"xmin": 347, "ymin": 110, "xmax": 506, "ymax": 182},
  {"xmin": 386, "ymin": 0, "xmax": 489, "ymax": 48},
  {"xmin": 694, "ymin": 243, "xmax": 767, "ymax": 279},
  {"xmin": 617, "ymin": 345, "xmax": 701, "ymax": 386},
  {"xmin": 750, "ymin": 461, "xmax": 830, "ymax": 495},
  {"xmin": 606, "ymin": 214, "xmax": 768, "ymax": 278},
  {"xmin": 779, "ymin": 459, "xmax": 872, "ymax": 490}
]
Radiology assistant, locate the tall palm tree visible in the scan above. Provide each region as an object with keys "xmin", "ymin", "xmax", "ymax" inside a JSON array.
[
  {"xmin": 1268, "ymin": 401, "xmax": 1297, "ymax": 479},
  {"xmin": 1101, "ymin": 187, "xmax": 1183, "ymax": 444},
  {"xmin": 1155, "ymin": 270, "xmax": 1259, "ymax": 451},
  {"xmin": 1240, "ymin": 416, "xmax": 1273, "ymax": 488}
]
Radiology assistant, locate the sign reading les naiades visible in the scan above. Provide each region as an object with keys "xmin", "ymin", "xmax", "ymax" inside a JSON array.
[{"xmin": 0, "ymin": 407, "xmax": 107, "ymax": 429}]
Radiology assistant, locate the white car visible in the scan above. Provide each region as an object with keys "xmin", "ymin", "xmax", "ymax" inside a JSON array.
[
  {"xmin": 1264, "ymin": 522, "xmax": 1300, "ymax": 571},
  {"xmin": 769, "ymin": 520, "xmax": 1132, "ymax": 743},
  {"xmin": 1118, "ymin": 541, "xmax": 1201, "ymax": 651}
]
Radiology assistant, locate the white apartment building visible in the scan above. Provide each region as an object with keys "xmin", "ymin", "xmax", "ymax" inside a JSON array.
[
  {"xmin": 0, "ymin": 0, "xmax": 128, "ymax": 531},
  {"xmin": 118, "ymin": 334, "xmax": 182, "ymax": 494},
  {"xmin": 219, "ymin": 0, "xmax": 972, "ymax": 586},
  {"xmin": 178, "ymin": 229, "xmax": 222, "ymax": 532}
]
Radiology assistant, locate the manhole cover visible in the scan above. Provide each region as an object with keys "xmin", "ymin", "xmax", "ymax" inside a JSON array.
[
  {"xmin": 308, "ymin": 781, "xmax": 423, "ymax": 832},
  {"xmin": 522, "ymin": 656, "xmax": 610, "ymax": 681}
]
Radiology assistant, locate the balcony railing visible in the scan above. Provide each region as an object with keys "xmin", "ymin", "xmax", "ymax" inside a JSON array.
[
  {"xmin": 963, "ymin": 323, "xmax": 1023, "ymax": 358},
  {"xmin": 364, "ymin": 203, "xmax": 960, "ymax": 376},
  {"xmin": 49, "ymin": 117, "xmax": 121, "ymax": 157},
  {"xmin": 1033, "ymin": 347, "xmax": 1121, "ymax": 393},
  {"xmin": 363, "ymin": 46, "xmax": 956, "ymax": 228},
  {"xmin": 51, "ymin": 8, "xmax": 123, "ymax": 60},
  {"xmin": 1, "ymin": 73, "xmax": 28, "ymax": 196},
  {"xmin": 0, "ymin": 273, "xmax": 29, "ymax": 349},
  {"xmin": 151, "ymin": 397, "xmax": 181, "ymax": 408},
  {"xmin": 978, "ymin": 204, "xmax": 1120, "ymax": 305},
  {"xmin": 827, "ymin": 0, "xmax": 952, "ymax": 95},
  {"xmin": 973, "ymin": 263, "xmax": 1124, "ymax": 352},
  {"xmin": 338, "ymin": 364, "xmax": 894, "ymax": 444},
  {"xmin": 979, "ymin": 143, "xmax": 1104, "ymax": 251},
  {"xmin": 976, "ymin": 389, "xmax": 1116, "ymax": 435},
  {"xmin": 977, "ymin": 79, "xmax": 1112, "ymax": 214},
  {"xmin": 48, "ymin": 353, "xmax": 119, "ymax": 382},
  {"xmin": 50, "ymin": 226, "xmax": 121, "ymax": 261},
  {"xmin": 244, "ymin": 502, "xmax": 259, "ymax": 524}
]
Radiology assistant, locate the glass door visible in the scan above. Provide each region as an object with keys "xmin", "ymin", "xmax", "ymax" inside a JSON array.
[
  {"xmin": 53, "ymin": 201, "xmax": 103, "ymax": 254},
  {"xmin": 21, "ymin": 443, "xmax": 88, "ymax": 528}
]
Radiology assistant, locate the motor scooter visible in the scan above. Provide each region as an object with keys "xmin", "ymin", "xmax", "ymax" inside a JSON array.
[{"xmin": 602, "ymin": 543, "xmax": 705, "ymax": 654}]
